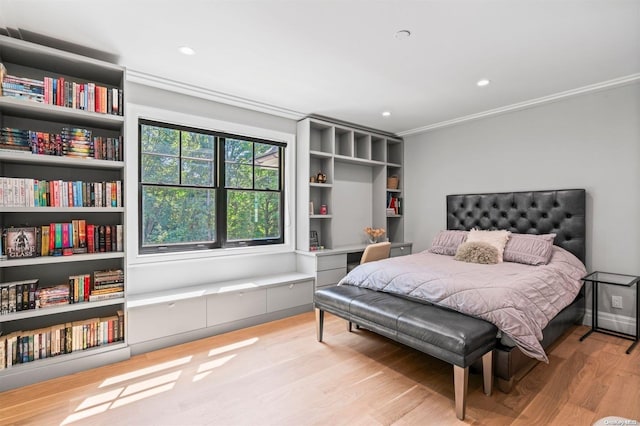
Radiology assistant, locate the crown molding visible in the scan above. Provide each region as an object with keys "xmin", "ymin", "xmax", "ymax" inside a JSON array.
[
  {"xmin": 398, "ymin": 73, "xmax": 640, "ymax": 137},
  {"xmin": 126, "ymin": 69, "xmax": 306, "ymax": 121}
]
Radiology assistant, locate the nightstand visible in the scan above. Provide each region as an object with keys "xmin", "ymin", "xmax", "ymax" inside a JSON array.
[{"xmin": 579, "ymin": 271, "xmax": 639, "ymax": 354}]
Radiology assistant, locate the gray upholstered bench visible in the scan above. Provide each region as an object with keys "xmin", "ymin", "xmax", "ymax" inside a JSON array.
[{"xmin": 314, "ymin": 285, "xmax": 497, "ymax": 420}]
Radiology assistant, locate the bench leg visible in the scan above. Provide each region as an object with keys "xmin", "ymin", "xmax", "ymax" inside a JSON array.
[
  {"xmin": 347, "ymin": 321, "xmax": 352, "ymax": 332},
  {"xmin": 315, "ymin": 308, "xmax": 324, "ymax": 342},
  {"xmin": 453, "ymin": 365, "xmax": 468, "ymax": 420},
  {"xmin": 482, "ymin": 351, "xmax": 493, "ymax": 396}
]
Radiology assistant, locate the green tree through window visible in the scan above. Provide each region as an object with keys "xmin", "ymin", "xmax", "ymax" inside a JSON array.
[{"xmin": 139, "ymin": 120, "xmax": 284, "ymax": 252}]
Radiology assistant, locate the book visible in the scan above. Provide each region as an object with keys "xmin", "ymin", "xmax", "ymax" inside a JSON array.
[
  {"xmin": 5, "ymin": 227, "xmax": 37, "ymax": 258},
  {"xmin": 88, "ymin": 291, "xmax": 124, "ymax": 302}
]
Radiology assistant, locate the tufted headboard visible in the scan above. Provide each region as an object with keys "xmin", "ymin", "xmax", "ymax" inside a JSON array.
[{"xmin": 446, "ymin": 189, "xmax": 586, "ymax": 264}]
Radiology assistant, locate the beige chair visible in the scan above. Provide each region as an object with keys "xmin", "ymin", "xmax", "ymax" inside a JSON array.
[
  {"xmin": 347, "ymin": 241, "xmax": 391, "ymax": 332},
  {"xmin": 360, "ymin": 241, "xmax": 391, "ymax": 264}
]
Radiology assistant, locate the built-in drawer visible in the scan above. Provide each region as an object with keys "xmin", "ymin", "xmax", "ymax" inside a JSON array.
[
  {"xmin": 207, "ymin": 289, "xmax": 267, "ymax": 326},
  {"xmin": 391, "ymin": 245, "xmax": 412, "ymax": 258},
  {"xmin": 127, "ymin": 297, "xmax": 206, "ymax": 344},
  {"xmin": 317, "ymin": 254, "xmax": 346, "ymax": 271},
  {"xmin": 317, "ymin": 268, "xmax": 347, "ymax": 288},
  {"xmin": 267, "ymin": 280, "xmax": 313, "ymax": 312}
]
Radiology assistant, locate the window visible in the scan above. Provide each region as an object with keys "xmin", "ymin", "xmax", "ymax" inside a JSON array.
[{"xmin": 139, "ymin": 120, "xmax": 285, "ymax": 253}]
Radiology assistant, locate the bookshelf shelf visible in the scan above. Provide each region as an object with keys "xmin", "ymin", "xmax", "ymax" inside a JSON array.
[
  {"xmin": 0, "ymin": 34, "xmax": 127, "ymax": 389},
  {"xmin": 0, "ymin": 342, "xmax": 130, "ymax": 392},
  {"xmin": 310, "ymin": 214, "xmax": 333, "ymax": 219},
  {"xmin": 0, "ymin": 151, "xmax": 124, "ymax": 169},
  {"xmin": 0, "ymin": 252, "xmax": 124, "ymax": 268},
  {"xmin": 0, "ymin": 297, "xmax": 125, "ymax": 323},
  {"xmin": 0, "ymin": 96, "xmax": 124, "ymax": 130},
  {"xmin": 0, "ymin": 206, "xmax": 125, "ymax": 213}
]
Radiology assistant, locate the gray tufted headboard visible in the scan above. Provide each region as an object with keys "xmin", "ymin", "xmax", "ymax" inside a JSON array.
[{"xmin": 447, "ymin": 189, "xmax": 586, "ymax": 264}]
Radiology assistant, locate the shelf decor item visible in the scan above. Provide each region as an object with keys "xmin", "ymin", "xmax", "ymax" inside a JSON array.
[
  {"xmin": 320, "ymin": 204, "xmax": 328, "ymax": 215},
  {"xmin": 316, "ymin": 171, "xmax": 327, "ymax": 183},
  {"xmin": 387, "ymin": 175, "xmax": 399, "ymax": 189},
  {"xmin": 364, "ymin": 227, "xmax": 385, "ymax": 244}
]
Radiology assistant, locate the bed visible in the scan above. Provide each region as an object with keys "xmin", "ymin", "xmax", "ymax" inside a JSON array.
[{"xmin": 336, "ymin": 188, "xmax": 587, "ymax": 392}]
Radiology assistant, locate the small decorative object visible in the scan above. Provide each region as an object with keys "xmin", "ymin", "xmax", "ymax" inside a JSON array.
[
  {"xmin": 316, "ymin": 171, "xmax": 327, "ymax": 183},
  {"xmin": 309, "ymin": 201, "xmax": 314, "ymax": 215},
  {"xmin": 387, "ymin": 175, "xmax": 399, "ymax": 189},
  {"xmin": 320, "ymin": 204, "xmax": 328, "ymax": 215},
  {"xmin": 364, "ymin": 227, "xmax": 386, "ymax": 244},
  {"xmin": 309, "ymin": 175, "xmax": 316, "ymax": 183}
]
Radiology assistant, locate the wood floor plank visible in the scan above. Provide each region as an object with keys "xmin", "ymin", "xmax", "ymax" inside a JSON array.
[{"xmin": 0, "ymin": 313, "xmax": 638, "ymax": 426}]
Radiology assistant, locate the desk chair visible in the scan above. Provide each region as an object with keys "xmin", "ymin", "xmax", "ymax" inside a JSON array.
[
  {"xmin": 360, "ymin": 242, "xmax": 391, "ymax": 264},
  {"xmin": 347, "ymin": 241, "xmax": 391, "ymax": 332}
]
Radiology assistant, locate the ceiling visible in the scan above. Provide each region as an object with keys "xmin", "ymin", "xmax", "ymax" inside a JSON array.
[{"xmin": 1, "ymin": 0, "xmax": 638, "ymax": 135}]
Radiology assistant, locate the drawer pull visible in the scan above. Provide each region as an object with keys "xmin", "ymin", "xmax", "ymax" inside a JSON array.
[
  {"xmin": 168, "ymin": 303, "xmax": 176, "ymax": 308},
  {"xmin": 289, "ymin": 284, "xmax": 295, "ymax": 289}
]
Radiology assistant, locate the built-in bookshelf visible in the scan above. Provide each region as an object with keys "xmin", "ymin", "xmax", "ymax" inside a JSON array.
[
  {"xmin": 0, "ymin": 35, "xmax": 129, "ymax": 390},
  {"xmin": 296, "ymin": 117, "xmax": 405, "ymax": 251}
]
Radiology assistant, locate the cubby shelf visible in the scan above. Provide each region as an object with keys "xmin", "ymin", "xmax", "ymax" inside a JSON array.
[{"xmin": 297, "ymin": 117, "xmax": 405, "ymax": 251}]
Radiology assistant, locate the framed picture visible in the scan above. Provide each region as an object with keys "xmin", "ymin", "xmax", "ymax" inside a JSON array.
[
  {"xmin": 6, "ymin": 227, "xmax": 37, "ymax": 259},
  {"xmin": 309, "ymin": 230, "xmax": 320, "ymax": 249}
]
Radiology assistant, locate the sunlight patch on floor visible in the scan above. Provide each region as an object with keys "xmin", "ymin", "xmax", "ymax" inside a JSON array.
[
  {"xmin": 61, "ymin": 337, "xmax": 259, "ymax": 424},
  {"xmin": 61, "ymin": 403, "xmax": 112, "ymax": 425},
  {"xmin": 99, "ymin": 355, "xmax": 192, "ymax": 387},
  {"xmin": 110, "ymin": 382, "xmax": 176, "ymax": 409},
  {"xmin": 193, "ymin": 354, "xmax": 236, "ymax": 382},
  {"xmin": 120, "ymin": 371, "xmax": 181, "ymax": 397},
  {"xmin": 208, "ymin": 337, "xmax": 259, "ymax": 357},
  {"xmin": 75, "ymin": 388, "xmax": 124, "ymax": 411}
]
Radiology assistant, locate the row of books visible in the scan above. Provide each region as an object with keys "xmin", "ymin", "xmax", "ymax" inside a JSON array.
[
  {"xmin": 2, "ymin": 223, "xmax": 123, "ymax": 259},
  {"xmin": 1, "ymin": 74, "xmax": 43, "ymax": 103},
  {"xmin": 0, "ymin": 69, "xmax": 123, "ymax": 116},
  {"xmin": 0, "ymin": 127, "xmax": 123, "ymax": 161},
  {"xmin": 0, "ymin": 177, "xmax": 122, "ymax": 208},
  {"xmin": 0, "ymin": 311, "xmax": 124, "ymax": 369},
  {"xmin": 386, "ymin": 194, "xmax": 402, "ymax": 215},
  {"xmin": 1, "ymin": 270, "xmax": 125, "ymax": 315}
]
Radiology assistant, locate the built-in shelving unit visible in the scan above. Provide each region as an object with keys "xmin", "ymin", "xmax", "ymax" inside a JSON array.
[
  {"xmin": 0, "ymin": 35, "xmax": 129, "ymax": 391},
  {"xmin": 296, "ymin": 117, "xmax": 405, "ymax": 251}
]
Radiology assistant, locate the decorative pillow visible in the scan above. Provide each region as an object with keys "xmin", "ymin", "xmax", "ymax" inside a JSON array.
[
  {"xmin": 454, "ymin": 241, "xmax": 500, "ymax": 264},
  {"xmin": 503, "ymin": 233, "xmax": 556, "ymax": 265},
  {"xmin": 466, "ymin": 229, "xmax": 511, "ymax": 262},
  {"xmin": 428, "ymin": 230, "xmax": 468, "ymax": 256}
]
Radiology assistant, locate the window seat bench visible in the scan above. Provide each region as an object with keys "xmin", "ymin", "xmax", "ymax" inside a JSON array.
[{"xmin": 127, "ymin": 272, "xmax": 314, "ymax": 354}]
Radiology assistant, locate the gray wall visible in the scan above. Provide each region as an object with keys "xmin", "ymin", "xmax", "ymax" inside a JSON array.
[{"xmin": 403, "ymin": 81, "xmax": 640, "ymax": 327}]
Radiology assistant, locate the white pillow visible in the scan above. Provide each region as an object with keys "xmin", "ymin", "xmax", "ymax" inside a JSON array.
[{"xmin": 466, "ymin": 229, "xmax": 511, "ymax": 262}]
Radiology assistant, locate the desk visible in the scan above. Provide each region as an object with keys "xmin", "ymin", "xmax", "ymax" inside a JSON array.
[
  {"xmin": 297, "ymin": 242, "xmax": 413, "ymax": 289},
  {"xmin": 579, "ymin": 271, "xmax": 639, "ymax": 354}
]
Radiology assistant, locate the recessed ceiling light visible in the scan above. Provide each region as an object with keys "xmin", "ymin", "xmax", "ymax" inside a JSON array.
[
  {"xmin": 179, "ymin": 46, "xmax": 196, "ymax": 55},
  {"xmin": 394, "ymin": 30, "xmax": 411, "ymax": 40},
  {"xmin": 477, "ymin": 79, "xmax": 491, "ymax": 87},
  {"xmin": 382, "ymin": 111, "xmax": 391, "ymax": 117}
]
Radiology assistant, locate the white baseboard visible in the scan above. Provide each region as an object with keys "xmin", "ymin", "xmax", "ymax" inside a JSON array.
[{"xmin": 583, "ymin": 309, "xmax": 637, "ymax": 336}]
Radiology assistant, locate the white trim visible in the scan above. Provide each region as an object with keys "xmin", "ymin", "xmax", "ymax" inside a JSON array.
[
  {"xmin": 399, "ymin": 73, "xmax": 640, "ymax": 136},
  {"xmin": 126, "ymin": 69, "xmax": 306, "ymax": 121},
  {"xmin": 583, "ymin": 309, "xmax": 637, "ymax": 337},
  {"xmin": 124, "ymin": 103, "xmax": 296, "ymax": 265}
]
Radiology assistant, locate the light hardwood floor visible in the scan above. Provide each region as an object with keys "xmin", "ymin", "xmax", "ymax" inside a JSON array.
[{"xmin": 0, "ymin": 311, "xmax": 638, "ymax": 426}]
